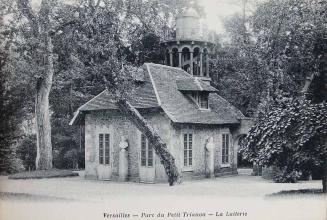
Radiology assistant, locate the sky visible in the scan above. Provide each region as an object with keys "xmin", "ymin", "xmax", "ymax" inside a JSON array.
[{"xmin": 199, "ymin": 0, "xmax": 244, "ymax": 33}]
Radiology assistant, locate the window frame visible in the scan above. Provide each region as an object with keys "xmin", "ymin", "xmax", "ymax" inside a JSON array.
[
  {"xmin": 140, "ymin": 134, "xmax": 154, "ymax": 167},
  {"xmin": 183, "ymin": 132, "xmax": 193, "ymax": 168},
  {"xmin": 98, "ymin": 133, "xmax": 110, "ymax": 165},
  {"xmin": 199, "ymin": 93, "xmax": 209, "ymax": 109},
  {"xmin": 221, "ymin": 133, "xmax": 230, "ymax": 167},
  {"xmin": 189, "ymin": 91, "xmax": 210, "ymax": 110}
]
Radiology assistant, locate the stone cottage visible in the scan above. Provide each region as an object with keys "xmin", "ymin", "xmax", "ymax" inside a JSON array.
[{"xmin": 70, "ymin": 8, "xmax": 251, "ymax": 183}]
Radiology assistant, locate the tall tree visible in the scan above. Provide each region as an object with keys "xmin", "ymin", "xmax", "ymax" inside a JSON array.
[
  {"xmin": 237, "ymin": 0, "xmax": 327, "ymax": 192},
  {"xmin": 212, "ymin": 0, "xmax": 326, "ymax": 116},
  {"xmin": 16, "ymin": 0, "xmax": 55, "ymax": 170},
  {"xmin": 0, "ymin": 0, "xmax": 29, "ymax": 173},
  {"xmin": 58, "ymin": 0, "xmax": 181, "ymax": 185}
]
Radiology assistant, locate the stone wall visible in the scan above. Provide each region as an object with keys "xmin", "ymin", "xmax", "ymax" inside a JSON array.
[
  {"xmin": 84, "ymin": 110, "xmax": 239, "ymax": 183},
  {"xmin": 84, "ymin": 110, "xmax": 140, "ymax": 180},
  {"xmin": 152, "ymin": 124, "xmax": 238, "ymax": 182}
]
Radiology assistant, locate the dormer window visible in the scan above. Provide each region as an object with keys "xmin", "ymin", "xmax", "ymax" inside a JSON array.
[
  {"xmin": 176, "ymin": 78, "xmax": 216, "ymax": 110},
  {"xmin": 200, "ymin": 93, "xmax": 209, "ymax": 109},
  {"xmin": 190, "ymin": 91, "xmax": 209, "ymax": 109}
]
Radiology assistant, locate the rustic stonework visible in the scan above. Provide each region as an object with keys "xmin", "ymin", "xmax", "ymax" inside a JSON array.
[{"xmin": 84, "ymin": 109, "xmax": 239, "ymax": 183}]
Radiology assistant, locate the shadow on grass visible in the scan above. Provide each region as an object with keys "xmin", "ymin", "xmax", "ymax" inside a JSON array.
[
  {"xmin": 0, "ymin": 192, "xmax": 77, "ymax": 202},
  {"xmin": 266, "ymin": 188, "xmax": 326, "ymax": 198},
  {"xmin": 8, "ymin": 169, "xmax": 79, "ymax": 180}
]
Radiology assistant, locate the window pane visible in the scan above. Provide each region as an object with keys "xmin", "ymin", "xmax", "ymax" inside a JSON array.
[
  {"xmin": 184, "ymin": 134, "xmax": 188, "ymax": 150},
  {"xmin": 183, "ymin": 133, "xmax": 193, "ymax": 167},
  {"xmin": 222, "ymin": 134, "xmax": 229, "ymax": 164},
  {"xmin": 200, "ymin": 94, "xmax": 209, "ymax": 109},
  {"xmin": 141, "ymin": 150, "xmax": 146, "ymax": 158},
  {"xmin": 148, "ymin": 151, "xmax": 153, "ymax": 159},
  {"xmin": 99, "ymin": 134, "xmax": 103, "ymax": 164},
  {"xmin": 148, "ymin": 158, "xmax": 153, "ymax": 167},
  {"xmin": 99, "ymin": 134, "xmax": 104, "ymax": 151},
  {"xmin": 141, "ymin": 134, "xmax": 155, "ymax": 167},
  {"xmin": 105, "ymin": 134, "xmax": 110, "ymax": 164},
  {"xmin": 141, "ymin": 135, "xmax": 146, "ymax": 166},
  {"xmin": 141, "ymin": 135, "xmax": 146, "ymax": 150},
  {"xmin": 105, "ymin": 134, "xmax": 109, "ymax": 142},
  {"xmin": 184, "ymin": 149, "xmax": 188, "ymax": 166},
  {"xmin": 222, "ymin": 134, "xmax": 225, "ymax": 146}
]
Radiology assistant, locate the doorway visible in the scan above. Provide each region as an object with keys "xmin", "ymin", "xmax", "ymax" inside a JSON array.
[{"xmin": 139, "ymin": 134, "xmax": 155, "ymax": 183}]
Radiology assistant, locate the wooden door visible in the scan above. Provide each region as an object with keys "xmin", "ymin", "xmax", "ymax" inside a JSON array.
[
  {"xmin": 139, "ymin": 134, "xmax": 155, "ymax": 183},
  {"xmin": 97, "ymin": 133, "xmax": 112, "ymax": 180}
]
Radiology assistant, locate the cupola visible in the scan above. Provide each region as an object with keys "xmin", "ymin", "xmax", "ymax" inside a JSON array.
[{"xmin": 162, "ymin": 7, "xmax": 214, "ymax": 80}]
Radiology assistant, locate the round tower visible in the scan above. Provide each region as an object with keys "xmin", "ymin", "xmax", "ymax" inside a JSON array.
[{"xmin": 162, "ymin": 8, "xmax": 213, "ymax": 79}]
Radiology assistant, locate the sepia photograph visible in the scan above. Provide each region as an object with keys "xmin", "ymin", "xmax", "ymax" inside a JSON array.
[{"xmin": 0, "ymin": 0, "xmax": 326, "ymax": 219}]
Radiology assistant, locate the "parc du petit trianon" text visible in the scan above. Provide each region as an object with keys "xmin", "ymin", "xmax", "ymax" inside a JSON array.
[{"xmin": 103, "ymin": 211, "xmax": 248, "ymax": 218}]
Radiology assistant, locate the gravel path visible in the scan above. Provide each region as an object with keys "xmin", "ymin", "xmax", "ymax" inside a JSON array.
[{"xmin": 0, "ymin": 172, "xmax": 326, "ymax": 220}]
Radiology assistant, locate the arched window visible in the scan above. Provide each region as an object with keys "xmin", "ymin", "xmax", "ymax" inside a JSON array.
[
  {"xmin": 193, "ymin": 47, "xmax": 200, "ymax": 76},
  {"xmin": 181, "ymin": 47, "xmax": 191, "ymax": 74}
]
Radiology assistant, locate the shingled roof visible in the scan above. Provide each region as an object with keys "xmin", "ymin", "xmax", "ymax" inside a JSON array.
[
  {"xmin": 176, "ymin": 78, "xmax": 218, "ymax": 92},
  {"xmin": 70, "ymin": 63, "xmax": 244, "ymax": 125}
]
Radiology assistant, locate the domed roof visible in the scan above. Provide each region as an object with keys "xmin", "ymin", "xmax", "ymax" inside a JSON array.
[{"xmin": 179, "ymin": 7, "xmax": 200, "ymax": 18}]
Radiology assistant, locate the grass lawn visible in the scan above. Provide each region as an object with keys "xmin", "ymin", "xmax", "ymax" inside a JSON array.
[{"xmin": 8, "ymin": 169, "xmax": 78, "ymax": 179}]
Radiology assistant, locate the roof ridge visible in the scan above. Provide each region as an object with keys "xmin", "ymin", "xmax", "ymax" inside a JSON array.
[
  {"xmin": 145, "ymin": 63, "xmax": 162, "ymax": 106},
  {"xmin": 77, "ymin": 89, "xmax": 109, "ymax": 111},
  {"xmin": 145, "ymin": 63, "xmax": 192, "ymax": 78},
  {"xmin": 69, "ymin": 89, "xmax": 110, "ymax": 125}
]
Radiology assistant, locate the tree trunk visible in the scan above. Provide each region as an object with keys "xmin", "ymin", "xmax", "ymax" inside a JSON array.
[
  {"xmin": 116, "ymin": 99, "xmax": 180, "ymax": 185},
  {"xmin": 103, "ymin": 73, "xmax": 180, "ymax": 185},
  {"xmin": 35, "ymin": 33, "xmax": 54, "ymax": 170}
]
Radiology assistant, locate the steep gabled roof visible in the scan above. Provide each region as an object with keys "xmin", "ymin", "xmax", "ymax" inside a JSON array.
[
  {"xmin": 70, "ymin": 63, "xmax": 244, "ymax": 125},
  {"xmin": 146, "ymin": 63, "xmax": 243, "ymax": 124},
  {"xmin": 79, "ymin": 67, "xmax": 159, "ymax": 111}
]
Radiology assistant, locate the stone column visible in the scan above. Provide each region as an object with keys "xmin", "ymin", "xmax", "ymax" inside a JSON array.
[
  {"xmin": 205, "ymin": 137, "xmax": 215, "ymax": 178},
  {"xmin": 178, "ymin": 52, "xmax": 182, "ymax": 68},
  {"xmin": 164, "ymin": 51, "xmax": 167, "ymax": 65},
  {"xmin": 190, "ymin": 52, "xmax": 193, "ymax": 75},
  {"xmin": 169, "ymin": 52, "xmax": 173, "ymax": 67},
  {"xmin": 200, "ymin": 52, "xmax": 203, "ymax": 76},
  {"xmin": 206, "ymin": 53, "xmax": 209, "ymax": 77},
  {"xmin": 118, "ymin": 136, "xmax": 129, "ymax": 181}
]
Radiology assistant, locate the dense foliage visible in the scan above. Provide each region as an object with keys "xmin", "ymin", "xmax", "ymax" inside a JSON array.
[
  {"xmin": 0, "ymin": 0, "xmax": 325, "ymax": 189},
  {"xmin": 211, "ymin": 0, "xmax": 326, "ymax": 117},
  {"xmin": 208, "ymin": 0, "xmax": 327, "ymax": 190},
  {"xmin": 0, "ymin": 0, "xmax": 203, "ymax": 173},
  {"xmin": 240, "ymin": 98, "xmax": 327, "ymax": 182}
]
